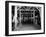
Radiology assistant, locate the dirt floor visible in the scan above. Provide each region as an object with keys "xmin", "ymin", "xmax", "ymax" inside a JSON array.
[{"xmin": 14, "ymin": 24, "xmax": 41, "ymax": 31}]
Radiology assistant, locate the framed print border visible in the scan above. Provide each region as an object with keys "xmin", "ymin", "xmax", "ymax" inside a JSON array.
[{"xmin": 5, "ymin": 1, "xmax": 45, "ymax": 36}]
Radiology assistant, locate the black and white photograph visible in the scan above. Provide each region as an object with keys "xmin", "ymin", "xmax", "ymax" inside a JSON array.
[
  {"xmin": 12, "ymin": 6, "xmax": 41, "ymax": 31},
  {"xmin": 5, "ymin": 1, "xmax": 45, "ymax": 36}
]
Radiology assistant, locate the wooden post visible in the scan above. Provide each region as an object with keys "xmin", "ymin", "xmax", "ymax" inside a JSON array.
[{"xmin": 14, "ymin": 6, "xmax": 18, "ymax": 30}]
